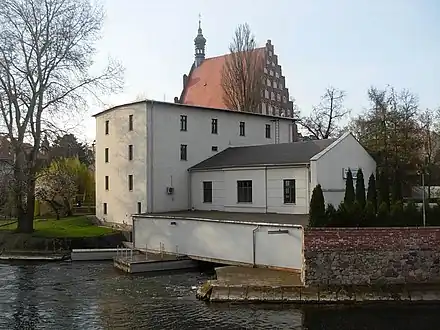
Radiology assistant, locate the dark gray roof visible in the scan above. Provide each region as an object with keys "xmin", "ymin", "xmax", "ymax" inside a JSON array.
[{"xmin": 190, "ymin": 139, "xmax": 336, "ymax": 171}]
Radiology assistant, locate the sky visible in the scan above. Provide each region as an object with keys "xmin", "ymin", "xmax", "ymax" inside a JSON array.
[{"xmin": 82, "ymin": 0, "xmax": 440, "ymax": 141}]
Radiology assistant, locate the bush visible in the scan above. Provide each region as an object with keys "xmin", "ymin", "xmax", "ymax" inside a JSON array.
[
  {"xmin": 403, "ymin": 201, "xmax": 421, "ymax": 226},
  {"xmin": 389, "ymin": 201, "xmax": 404, "ymax": 226},
  {"xmin": 351, "ymin": 201, "xmax": 363, "ymax": 226},
  {"xmin": 363, "ymin": 200, "xmax": 376, "ymax": 226},
  {"xmin": 309, "ymin": 184, "xmax": 325, "ymax": 227},
  {"xmin": 378, "ymin": 170, "xmax": 389, "ymax": 208},
  {"xmin": 325, "ymin": 203, "xmax": 337, "ymax": 226},
  {"xmin": 427, "ymin": 203, "xmax": 440, "ymax": 226},
  {"xmin": 377, "ymin": 202, "xmax": 389, "ymax": 225},
  {"xmin": 355, "ymin": 169, "xmax": 366, "ymax": 209}
]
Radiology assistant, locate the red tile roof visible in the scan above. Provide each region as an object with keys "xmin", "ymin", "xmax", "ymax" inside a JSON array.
[{"xmin": 180, "ymin": 48, "xmax": 265, "ymax": 110}]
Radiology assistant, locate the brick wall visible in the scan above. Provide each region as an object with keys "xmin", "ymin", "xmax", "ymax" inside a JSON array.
[{"xmin": 304, "ymin": 228, "xmax": 440, "ymax": 286}]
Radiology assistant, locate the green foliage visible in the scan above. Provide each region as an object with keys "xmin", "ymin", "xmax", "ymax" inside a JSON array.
[
  {"xmin": 351, "ymin": 201, "xmax": 363, "ymax": 226},
  {"xmin": 344, "ymin": 169, "xmax": 355, "ymax": 206},
  {"xmin": 325, "ymin": 204, "xmax": 337, "ymax": 226},
  {"xmin": 403, "ymin": 201, "xmax": 421, "ymax": 226},
  {"xmin": 391, "ymin": 170, "xmax": 403, "ymax": 203},
  {"xmin": 309, "ymin": 184, "xmax": 326, "ymax": 227},
  {"xmin": 355, "ymin": 169, "xmax": 366, "ymax": 208},
  {"xmin": 363, "ymin": 200, "xmax": 376, "ymax": 226},
  {"xmin": 378, "ymin": 170, "xmax": 390, "ymax": 208},
  {"xmin": 389, "ymin": 201, "xmax": 404, "ymax": 226},
  {"xmin": 366, "ymin": 173, "xmax": 377, "ymax": 212},
  {"xmin": 376, "ymin": 202, "xmax": 389, "ymax": 225}
]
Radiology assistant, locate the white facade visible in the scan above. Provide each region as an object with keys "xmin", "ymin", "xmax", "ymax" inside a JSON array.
[
  {"xmin": 190, "ymin": 132, "xmax": 376, "ymax": 213},
  {"xmin": 190, "ymin": 166, "xmax": 309, "ymax": 214},
  {"xmin": 94, "ymin": 100, "xmax": 296, "ymax": 225},
  {"xmin": 133, "ymin": 215, "xmax": 304, "ymax": 273},
  {"xmin": 310, "ymin": 132, "xmax": 376, "ymax": 207}
]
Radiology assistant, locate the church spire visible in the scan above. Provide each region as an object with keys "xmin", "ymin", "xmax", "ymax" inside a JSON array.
[{"xmin": 194, "ymin": 14, "xmax": 206, "ymax": 68}]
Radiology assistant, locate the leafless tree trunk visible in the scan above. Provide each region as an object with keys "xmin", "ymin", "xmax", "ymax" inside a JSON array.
[
  {"xmin": 0, "ymin": 0, "xmax": 123, "ymax": 232},
  {"xmin": 221, "ymin": 23, "xmax": 264, "ymax": 113},
  {"xmin": 299, "ymin": 87, "xmax": 349, "ymax": 139}
]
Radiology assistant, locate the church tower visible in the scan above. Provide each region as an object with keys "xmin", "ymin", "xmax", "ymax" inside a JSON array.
[{"xmin": 194, "ymin": 16, "xmax": 206, "ymax": 68}]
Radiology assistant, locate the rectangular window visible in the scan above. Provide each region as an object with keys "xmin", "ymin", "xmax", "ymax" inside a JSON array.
[
  {"xmin": 128, "ymin": 175, "xmax": 133, "ymax": 191},
  {"xmin": 265, "ymin": 124, "xmax": 271, "ymax": 139},
  {"xmin": 211, "ymin": 146, "xmax": 218, "ymax": 152},
  {"xmin": 104, "ymin": 148, "xmax": 109, "ymax": 163},
  {"xmin": 239, "ymin": 122, "xmax": 245, "ymax": 136},
  {"xmin": 103, "ymin": 203, "xmax": 107, "ymax": 215},
  {"xmin": 128, "ymin": 115, "xmax": 133, "ymax": 131},
  {"xmin": 203, "ymin": 181, "xmax": 212, "ymax": 203},
  {"xmin": 211, "ymin": 118, "xmax": 218, "ymax": 134},
  {"xmin": 105, "ymin": 120, "xmax": 109, "ymax": 135},
  {"xmin": 180, "ymin": 115, "xmax": 187, "ymax": 131},
  {"xmin": 137, "ymin": 202, "xmax": 142, "ymax": 214},
  {"xmin": 237, "ymin": 180, "xmax": 252, "ymax": 203},
  {"xmin": 128, "ymin": 144, "xmax": 133, "ymax": 160},
  {"xmin": 180, "ymin": 144, "xmax": 187, "ymax": 161},
  {"xmin": 283, "ymin": 179, "xmax": 296, "ymax": 204},
  {"xmin": 105, "ymin": 176, "xmax": 109, "ymax": 190}
]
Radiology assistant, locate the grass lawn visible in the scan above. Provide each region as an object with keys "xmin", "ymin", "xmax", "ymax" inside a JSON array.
[{"xmin": 0, "ymin": 216, "xmax": 116, "ymax": 238}]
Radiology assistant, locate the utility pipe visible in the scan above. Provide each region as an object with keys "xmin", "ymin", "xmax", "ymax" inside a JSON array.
[{"xmin": 252, "ymin": 225, "xmax": 260, "ymax": 268}]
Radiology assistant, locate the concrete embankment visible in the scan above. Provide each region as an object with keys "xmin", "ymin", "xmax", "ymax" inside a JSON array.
[{"xmin": 197, "ymin": 266, "xmax": 440, "ymax": 304}]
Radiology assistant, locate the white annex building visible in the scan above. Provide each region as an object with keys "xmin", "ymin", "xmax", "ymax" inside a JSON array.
[{"xmin": 94, "ymin": 100, "xmax": 376, "ymax": 226}]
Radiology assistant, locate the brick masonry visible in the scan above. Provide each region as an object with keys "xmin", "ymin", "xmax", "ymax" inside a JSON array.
[{"xmin": 304, "ymin": 228, "xmax": 440, "ymax": 286}]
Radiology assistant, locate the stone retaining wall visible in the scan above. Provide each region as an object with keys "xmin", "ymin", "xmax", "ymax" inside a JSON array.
[{"xmin": 304, "ymin": 228, "xmax": 440, "ymax": 286}]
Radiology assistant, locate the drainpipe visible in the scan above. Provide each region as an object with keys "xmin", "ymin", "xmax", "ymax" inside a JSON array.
[
  {"xmin": 252, "ymin": 225, "xmax": 260, "ymax": 268},
  {"xmin": 264, "ymin": 167, "xmax": 268, "ymax": 213}
]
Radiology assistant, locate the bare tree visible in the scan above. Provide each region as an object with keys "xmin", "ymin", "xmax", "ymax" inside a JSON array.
[
  {"xmin": 221, "ymin": 23, "xmax": 263, "ymax": 113},
  {"xmin": 299, "ymin": 87, "xmax": 349, "ymax": 139},
  {"xmin": 0, "ymin": 0, "xmax": 123, "ymax": 232}
]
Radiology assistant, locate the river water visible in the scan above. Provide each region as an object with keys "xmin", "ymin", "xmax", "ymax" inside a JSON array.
[{"xmin": 0, "ymin": 262, "xmax": 439, "ymax": 330}]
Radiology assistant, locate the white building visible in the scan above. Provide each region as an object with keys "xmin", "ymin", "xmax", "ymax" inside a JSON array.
[
  {"xmin": 94, "ymin": 100, "xmax": 297, "ymax": 225},
  {"xmin": 189, "ymin": 132, "xmax": 376, "ymax": 213}
]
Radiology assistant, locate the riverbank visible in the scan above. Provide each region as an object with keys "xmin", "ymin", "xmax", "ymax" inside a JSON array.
[
  {"xmin": 0, "ymin": 216, "xmax": 126, "ymax": 254},
  {"xmin": 197, "ymin": 266, "xmax": 440, "ymax": 304}
]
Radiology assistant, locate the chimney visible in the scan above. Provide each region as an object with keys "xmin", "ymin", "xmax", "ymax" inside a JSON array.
[
  {"xmin": 183, "ymin": 74, "xmax": 188, "ymax": 89},
  {"xmin": 174, "ymin": 97, "xmax": 179, "ymax": 103}
]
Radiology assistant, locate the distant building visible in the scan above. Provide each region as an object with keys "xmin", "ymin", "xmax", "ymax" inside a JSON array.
[{"xmin": 176, "ymin": 20, "xmax": 297, "ymax": 121}]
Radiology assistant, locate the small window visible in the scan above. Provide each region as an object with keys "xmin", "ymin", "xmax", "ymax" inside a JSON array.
[
  {"xmin": 279, "ymin": 82, "xmax": 283, "ymax": 89},
  {"xmin": 262, "ymin": 103, "xmax": 267, "ymax": 114},
  {"xmin": 180, "ymin": 115, "xmax": 187, "ymax": 131},
  {"xmin": 128, "ymin": 144, "xmax": 133, "ymax": 160},
  {"xmin": 203, "ymin": 181, "xmax": 212, "ymax": 203},
  {"xmin": 277, "ymin": 93, "xmax": 281, "ymax": 102},
  {"xmin": 237, "ymin": 180, "xmax": 252, "ymax": 203},
  {"xmin": 137, "ymin": 202, "xmax": 142, "ymax": 214},
  {"xmin": 271, "ymin": 92, "xmax": 275, "ymax": 100},
  {"xmin": 211, "ymin": 118, "xmax": 218, "ymax": 134},
  {"xmin": 105, "ymin": 120, "xmax": 109, "ymax": 135},
  {"xmin": 180, "ymin": 144, "xmax": 187, "ymax": 161},
  {"xmin": 283, "ymin": 96, "xmax": 287, "ymax": 103},
  {"xmin": 265, "ymin": 124, "xmax": 271, "ymax": 139},
  {"xmin": 283, "ymin": 179, "xmax": 296, "ymax": 204},
  {"xmin": 212, "ymin": 146, "xmax": 218, "ymax": 152},
  {"xmin": 104, "ymin": 148, "xmax": 109, "ymax": 163},
  {"xmin": 268, "ymin": 105, "xmax": 273, "ymax": 115},
  {"xmin": 128, "ymin": 175, "xmax": 133, "ymax": 191},
  {"xmin": 103, "ymin": 203, "xmax": 107, "ymax": 215},
  {"xmin": 265, "ymin": 90, "xmax": 269, "ymax": 98},
  {"xmin": 239, "ymin": 122, "xmax": 245, "ymax": 136},
  {"xmin": 263, "ymin": 67, "xmax": 267, "ymax": 73},
  {"xmin": 105, "ymin": 176, "xmax": 109, "ymax": 190},
  {"xmin": 266, "ymin": 78, "xmax": 271, "ymax": 86},
  {"xmin": 273, "ymin": 81, "xmax": 277, "ymax": 88},
  {"xmin": 276, "ymin": 72, "xmax": 280, "ymax": 78},
  {"xmin": 269, "ymin": 50, "xmax": 272, "ymax": 56},
  {"xmin": 128, "ymin": 115, "xmax": 133, "ymax": 131},
  {"xmin": 269, "ymin": 70, "xmax": 273, "ymax": 76}
]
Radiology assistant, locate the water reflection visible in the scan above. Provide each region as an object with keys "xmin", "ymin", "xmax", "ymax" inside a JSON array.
[{"xmin": 0, "ymin": 262, "xmax": 439, "ymax": 329}]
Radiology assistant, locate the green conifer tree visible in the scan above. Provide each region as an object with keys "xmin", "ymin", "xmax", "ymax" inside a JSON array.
[
  {"xmin": 366, "ymin": 173, "xmax": 377, "ymax": 212},
  {"xmin": 355, "ymin": 168, "xmax": 366, "ymax": 209},
  {"xmin": 309, "ymin": 184, "xmax": 326, "ymax": 227},
  {"xmin": 344, "ymin": 169, "xmax": 355, "ymax": 206}
]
